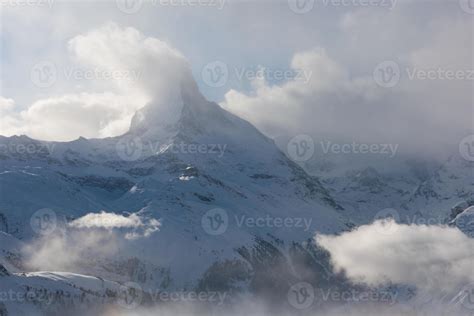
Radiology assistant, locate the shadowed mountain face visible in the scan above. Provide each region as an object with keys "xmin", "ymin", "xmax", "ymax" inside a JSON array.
[{"xmin": 0, "ymin": 78, "xmax": 349, "ymax": 291}]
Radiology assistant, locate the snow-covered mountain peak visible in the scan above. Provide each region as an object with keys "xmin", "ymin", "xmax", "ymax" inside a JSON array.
[
  {"xmin": 124, "ymin": 76, "xmax": 281, "ymax": 169},
  {"xmin": 129, "ymin": 74, "xmax": 208, "ymax": 136},
  {"xmin": 0, "ymin": 76, "xmax": 350, "ymax": 292}
]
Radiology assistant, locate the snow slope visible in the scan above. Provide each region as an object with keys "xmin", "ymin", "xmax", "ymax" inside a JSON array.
[{"xmin": 0, "ymin": 269, "xmax": 127, "ymax": 316}]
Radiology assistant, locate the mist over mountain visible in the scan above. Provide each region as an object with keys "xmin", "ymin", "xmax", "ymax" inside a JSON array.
[
  {"xmin": 1, "ymin": 58, "xmax": 473, "ymax": 314},
  {"xmin": 0, "ymin": 2, "xmax": 473, "ymax": 315}
]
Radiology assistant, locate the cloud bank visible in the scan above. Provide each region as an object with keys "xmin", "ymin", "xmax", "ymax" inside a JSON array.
[
  {"xmin": 316, "ymin": 220, "xmax": 474, "ymax": 294},
  {"xmin": 221, "ymin": 7, "xmax": 473, "ymax": 157}
]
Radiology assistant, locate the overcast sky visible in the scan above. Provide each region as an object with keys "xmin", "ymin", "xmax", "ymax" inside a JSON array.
[{"xmin": 0, "ymin": 0, "xmax": 472, "ymax": 157}]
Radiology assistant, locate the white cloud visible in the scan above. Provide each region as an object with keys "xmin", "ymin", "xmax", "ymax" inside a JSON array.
[
  {"xmin": 19, "ymin": 92, "xmax": 140, "ymax": 141},
  {"xmin": 222, "ymin": 8, "xmax": 473, "ymax": 157},
  {"xmin": 68, "ymin": 22, "xmax": 189, "ymax": 101},
  {"xmin": 222, "ymin": 48, "xmax": 383, "ymax": 142},
  {"xmin": 69, "ymin": 211, "xmax": 161, "ymax": 240},
  {"xmin": 0, "ymin": 97, "xmax": 15, "ymax": 112},
  {"xmin": 23, "ymin": 229, "xmax": 119, "ymax": 272},
  {"xmin": 0, "ymin": 22, "xmax": 192, "ymax": 141},
  {"xmin": 316, "ymin": 220, "xmax": 474, "ymax": 294},
  {"xmin": 0, "ymin": 97, "xmax": 22, "ymax": 137}
]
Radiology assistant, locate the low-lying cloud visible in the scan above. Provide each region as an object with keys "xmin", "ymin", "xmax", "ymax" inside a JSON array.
[
  {"xmin": 23, "ymin": 211, "xmax": 160, "ymax": 272},
  {"xmin": 316, "ymin": 220, "xmax": 474, "ymax": 294},
  {"xmin": 22, "ymin": 229, "xmax": 119, "ymax": 272},
  {"xmin": 69, "ymin": 211, "xmax": 161, "ymax": 240}
]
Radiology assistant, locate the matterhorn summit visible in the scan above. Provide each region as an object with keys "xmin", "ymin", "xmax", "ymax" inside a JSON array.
[{"xmin": 0, "ymin": 72, "xmax": 349, "ymax": 294}]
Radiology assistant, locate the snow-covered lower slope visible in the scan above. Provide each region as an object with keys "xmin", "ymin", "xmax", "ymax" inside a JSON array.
[{"xmin": 0, "ymin": 268, "xmax": 127, "ymax": 316}]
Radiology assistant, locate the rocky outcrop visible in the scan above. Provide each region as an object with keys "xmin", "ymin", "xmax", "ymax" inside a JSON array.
[
  {"xmin": 450, "ymin": 205, "xmax": 474, "ymax": 237},
  {"xmin": 0, "ymin": 264, "xmax": 9, "ymax": 277}
]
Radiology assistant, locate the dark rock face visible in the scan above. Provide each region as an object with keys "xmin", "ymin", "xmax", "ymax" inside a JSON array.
[
  {"xmin": 448, "ymin": 200, "xmax": 474, "ymax": 222},
  {"xmin": 195, "ymin": 236, "xmax": 370, "ymax": 310},
  {"xmin": 0, "ymin": 302, "xmax": 7, "ymax": 316},
  {"xmin": 0, "ymin": 264, "xmax": 9, "ymax": 277},
  {"xmin": 0, "ymin": 213, "xmax": 8, "ymax": 233}
]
